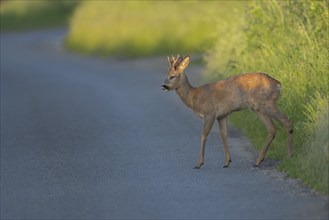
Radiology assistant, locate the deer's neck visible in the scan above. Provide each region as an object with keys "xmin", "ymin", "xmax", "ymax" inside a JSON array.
[{"xmin": 175, "ymin": 73, "xmax": 195, "ymax": 108}]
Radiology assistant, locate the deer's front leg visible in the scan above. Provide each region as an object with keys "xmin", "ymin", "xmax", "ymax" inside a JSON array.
[
  {"xmin": 218, "ymin": 117, "xmax": 232, "ymax": 168},
  {"xmin": 194, "ymin": 116, "xmax": 215, "ymax": 169}
]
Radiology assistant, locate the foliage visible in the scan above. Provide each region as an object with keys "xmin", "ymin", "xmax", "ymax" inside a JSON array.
[
  {"xmin": 0, "ymin": 0, "xmax": 79, "ymax": 31},
  {"xmin": 206, "ymin": 0, "xmax": 328, "ymax": 193},
  {"xmin": 65, "ymin": 1, "xmax": 245, "ymax": 57},
  {"xmin": 286, "ymin": 94, "xmax": 328, "ymax": 193}
]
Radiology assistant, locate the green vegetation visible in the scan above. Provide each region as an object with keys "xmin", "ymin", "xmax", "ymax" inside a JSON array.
[
  {"xmin": 0, "ymin": 0, "xmax": 78, "ymax": 31},
  {"xmin": 65, "ymin": 1, "xmax": 244, "ymax": 57},
  {"xmin": 288, "ymin": 94, "xmax": 328, "ymax": 193},
  {"xmin": 206, "ymin": 0, "xmax": 328, "ymax": 194}
]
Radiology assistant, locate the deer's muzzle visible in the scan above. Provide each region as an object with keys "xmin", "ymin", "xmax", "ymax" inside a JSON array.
[{"xmin": 161, "ymin": 84, "xmax": 170, "ymax": 91}]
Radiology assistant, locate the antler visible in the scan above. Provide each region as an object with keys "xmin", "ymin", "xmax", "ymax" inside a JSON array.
[{"xmin": 168, "ymin": 54, "xmax": 183, "ymax": 68}]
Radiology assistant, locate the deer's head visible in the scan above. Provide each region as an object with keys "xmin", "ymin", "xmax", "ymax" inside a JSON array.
[{"xmin": 161, "ymin": 55, "xmax": 190, "ymax": 91}]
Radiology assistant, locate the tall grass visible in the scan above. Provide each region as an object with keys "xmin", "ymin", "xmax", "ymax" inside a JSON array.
[
  {"xmin": 66, "ymin": 1, "xmax": 245, "ymax": 57},
  {"xmin": 292, "ymin": 94, "xmax": 328, "ymax": 193},
  {"xmin": 0, "ymin": 0, "xmax": 78, "ymax": 31},
  {"xmin": 206, "ymin": 0, "xmax": 328, "ymax": 193}
]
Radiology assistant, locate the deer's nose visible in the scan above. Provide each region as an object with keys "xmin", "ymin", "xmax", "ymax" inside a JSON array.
[{"xmin": 161, "ymin": 84, "xmax": 169, "ymax": 91}]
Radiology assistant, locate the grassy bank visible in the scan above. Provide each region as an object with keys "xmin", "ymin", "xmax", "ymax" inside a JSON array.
[
  {"xmin": 65, "ymin": 1, "xmax": 244, "ymax": 57},
  {"xmin": 0, "ymin": 0, "xmax": 79, "ymax": 31},
  {"xmin": 206, "ymin": 0, "xmax": 328, "ymax": 194}
]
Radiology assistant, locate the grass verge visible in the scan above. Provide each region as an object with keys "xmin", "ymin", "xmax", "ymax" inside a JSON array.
[{"xmin": 205, "ymin": 0, "xmax": 328, "ymax": 194}]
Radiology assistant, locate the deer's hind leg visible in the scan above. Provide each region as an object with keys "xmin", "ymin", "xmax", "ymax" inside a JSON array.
[
  {"xmin": 254, "ymin": 111, "xmax": 277, "ymax": 167},
  {"xmin": 267, "ymin": 108, "xmax": 293, "ymax": 158}
]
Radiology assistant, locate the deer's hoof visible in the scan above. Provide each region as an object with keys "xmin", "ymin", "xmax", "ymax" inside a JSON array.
[
  {"xmin": 223, "ymin": 159, "xmax": 232, "ymax": 168},
  {"xmin": 254, "ymin": 158, "xmax": 264, "ymax": 167},
  {"xmin": 193, "ymin": 162, "xmax": 203, "ymax": 169}
]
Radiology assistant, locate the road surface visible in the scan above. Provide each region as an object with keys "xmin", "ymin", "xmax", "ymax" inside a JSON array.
[{"xmin": 1, "ymin": 29, "xmax": 328, "ymax": 219}]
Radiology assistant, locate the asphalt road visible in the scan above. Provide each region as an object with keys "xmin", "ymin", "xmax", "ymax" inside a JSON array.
[{"xmin": 1, "ymin": 29, "xmax": 328, "ymax": 219}]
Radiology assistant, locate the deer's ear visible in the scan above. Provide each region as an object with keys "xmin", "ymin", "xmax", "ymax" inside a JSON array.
[{"xmin": 177, "ymin": 55, "xmax": 190, "ymax": 72}]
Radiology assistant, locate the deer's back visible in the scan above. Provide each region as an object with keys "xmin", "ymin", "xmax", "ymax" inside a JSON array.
[
  {"xmin": 194, "ymin": 73, "xmax": 282, "ymax": 117},
  {"xmin": 222, "ymin": 72, "xmax": 281, "ymax": 110}
]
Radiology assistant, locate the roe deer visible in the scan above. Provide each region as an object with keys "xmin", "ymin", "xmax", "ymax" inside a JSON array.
[{"xmin": 161, "ymin": 55, "xmax": 293, "ymax": 168}]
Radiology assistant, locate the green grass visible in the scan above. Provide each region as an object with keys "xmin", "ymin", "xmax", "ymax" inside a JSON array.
[
  {"xmin": 65, "ymin": 1, "xmax": 245, "ymax": 57},
  {"xmin": 205, "ymin": 0, "xmax": 328, "ymax": 194},
  {"xmin": 284, "ymin": 94, "xmax": 328, "ymax": 193},
  {"xmin": 0, "ymin": 0, "xmax": 79, "ymax": 31}
]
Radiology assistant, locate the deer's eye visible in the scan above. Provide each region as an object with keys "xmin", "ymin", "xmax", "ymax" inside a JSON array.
[{"xmin": 169, "ymin": 75, "xmax": 175, "ymax": 80}]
